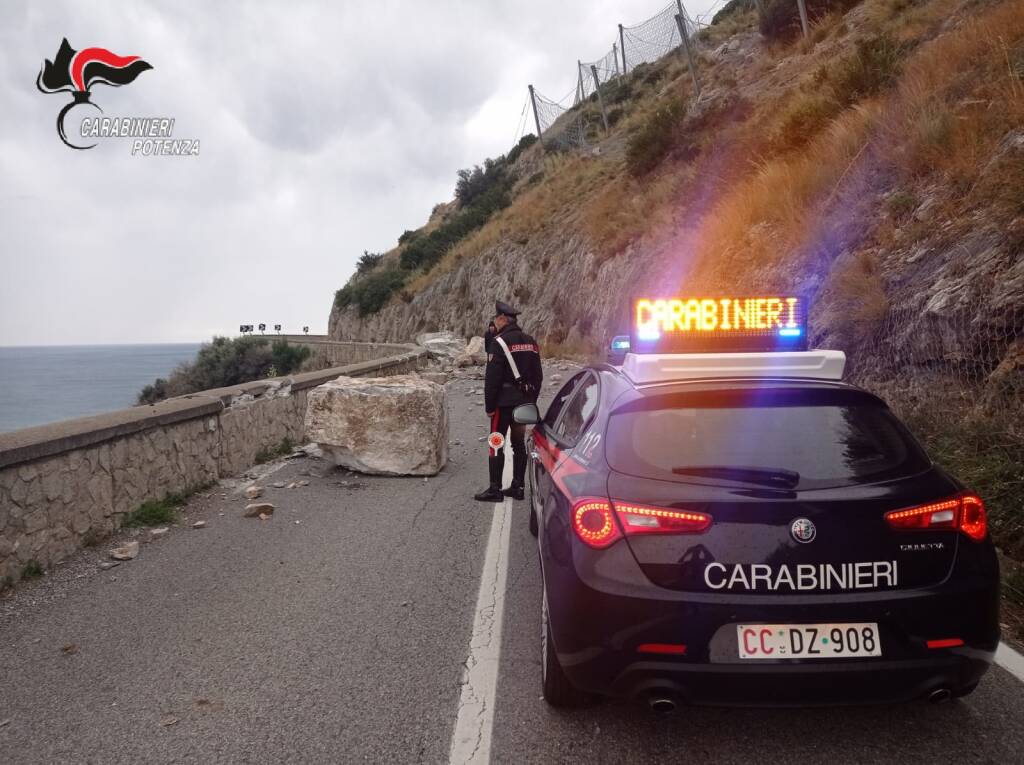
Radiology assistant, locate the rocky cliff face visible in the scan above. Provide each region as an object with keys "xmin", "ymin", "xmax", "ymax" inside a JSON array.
[{"xmin": 329, "ymin": 0, "xmax": 1023, "ymax": 408}]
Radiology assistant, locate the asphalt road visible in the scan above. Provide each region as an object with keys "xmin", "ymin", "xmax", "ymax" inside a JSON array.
[{"xmin": 2, "ymin": 369, "xmax": 1023, "ymax": 764}]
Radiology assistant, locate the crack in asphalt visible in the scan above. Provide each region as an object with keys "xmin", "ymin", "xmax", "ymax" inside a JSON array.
[{"xmin": 448, "ymin": 501, "xmax": 510, "ymax": 764}]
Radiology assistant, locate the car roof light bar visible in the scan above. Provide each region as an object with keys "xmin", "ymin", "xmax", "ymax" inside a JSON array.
[{"xmin": 621, "ymin": 350, "xmax": 847, "ymax": 384}]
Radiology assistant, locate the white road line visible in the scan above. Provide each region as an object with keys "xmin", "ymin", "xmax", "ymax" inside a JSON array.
[
  {"xmin": 995, "ymin": 641, "xmax": 1024, "ymax": 684},
  {"xmin": 448, "ymin": 452, "xmax": 514, "ymax": 765}
]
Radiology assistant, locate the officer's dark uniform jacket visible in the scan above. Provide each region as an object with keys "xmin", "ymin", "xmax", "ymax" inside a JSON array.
[{"xmin": 484, "ymin": 322, "xmax": 543, "ymax": 412}]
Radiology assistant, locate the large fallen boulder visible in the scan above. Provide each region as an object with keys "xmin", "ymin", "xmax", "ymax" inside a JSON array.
[
  {"xmin": 415, "ymin": 331, "xmax": 467, "ymax": 361},
  {"xmin": 305, "ymin": 375, "xmax": 448, "ymax": 475},
  {"xmin": 455, "ymin": 336, "xmax": 488, "ymax": 367}
]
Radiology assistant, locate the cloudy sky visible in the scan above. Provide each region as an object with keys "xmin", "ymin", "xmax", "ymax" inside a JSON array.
[{"xmin": 0, "ymin": 0, "xmax": 716, "ymax": 346}]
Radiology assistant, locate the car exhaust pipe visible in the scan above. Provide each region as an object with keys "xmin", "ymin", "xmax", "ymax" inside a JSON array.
[
  {"xmin": 648, "ymin": 694, "xmax": 677, "ymax": 715},
  {"xmin": 928, "ymin": 688, "xmax": 952, "ymax": 704}
]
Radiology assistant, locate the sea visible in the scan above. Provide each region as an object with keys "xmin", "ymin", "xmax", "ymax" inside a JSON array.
[{"xmin": 0, "ymin": 344, "xmax": 202, "ymax": 434}]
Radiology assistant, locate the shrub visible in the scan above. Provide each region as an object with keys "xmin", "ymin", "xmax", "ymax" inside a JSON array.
[
  {"xmin": 137, "ymin": 337, "xmax": 311, "ymax": 404},
  {"xmin": 138, "ymin": 377, "xmax": 168, "ymax": 405},
  {"xmin": 773, "ymin": 92, "xmax": 843, "ymax": 150},
  {"xmin": 123, "ymin": 498, "xmax": 180, "ymax": 527},
  {"xmin": 354, "ymin": 250, "xmax": 384, "ymax": 275},
  {"xmin": 760, "ymin": 0, "xmax": 863, "ymax": 42},
  {"xmin": 335, "ymin": 265, "xmax": 408, "ymax": 316},
  {"xmin": 332, "ymin": 135, "xmax": 529, "ymax": 317},
  {"xmin": 712, "ymin": 0, "xmax": 753, "ymax": 26},
  {"xmin": 255, "ymin": 437, "xmax": 296, "ymax": 464},
  {"xmin": 455, "ymin": 164, "xmax": 489, "ymax": 207},
  {"xmin": 759, "ymin": 0, "xmax": 805, "ymax": 40},
  {"xmin": 886, "ymin": 190, "xmax": 918, "ymax": 220},
  {"xmin": 505, "ymin": 133, "xmax": 538, "ymax": 165},
  {"xmin": 626, "ymin": 97, "xmax": 686, "ymax": 177},
  {"xmin": 270, "ymin": 340, "xmax": 311, "ymax": 374},
  {"xmin": 121, "ymin": 483, "xmax": 213, "ymax": 527},
  {"xmin": 400, "ymin": 177, "xmax": 513, "ymax": 271},
  {"xmin": 159, "ymin": 336, "xmax": 271, "ymax": 396},
  {"xmin": 831, "ymin": 33, "xmax": 905, "ymax": 105},
  {"xmin": 21, "ymin": 560, "xmax": 44, "ymax": 579},
  {"xmin": 455, "ymin": 155, "xmax": 514, "ymax": 208},
  {"xmin": 606, "ymin": 79, "xmax": 634, "ymax": 105}
]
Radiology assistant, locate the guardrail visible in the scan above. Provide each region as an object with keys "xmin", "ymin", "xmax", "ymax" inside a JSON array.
[{"xmin": 0, "ymin": 346, "xmax": 427, "ymax": 585}]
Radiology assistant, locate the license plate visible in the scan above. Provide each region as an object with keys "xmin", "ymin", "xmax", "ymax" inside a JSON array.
[{"xmin": 736, "ymin": 623, "xmax": 881, "ymax": 659}]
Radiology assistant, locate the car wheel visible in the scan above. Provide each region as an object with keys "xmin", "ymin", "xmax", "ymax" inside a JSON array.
[{"xmin": 541, "ymin": 591, "xmax": 587, "ymax": 707}]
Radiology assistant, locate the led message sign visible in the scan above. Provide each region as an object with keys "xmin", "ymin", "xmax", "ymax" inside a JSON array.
[{"xmin": 631, "ymin": 296, "xmax": 808, "ymax": 353}]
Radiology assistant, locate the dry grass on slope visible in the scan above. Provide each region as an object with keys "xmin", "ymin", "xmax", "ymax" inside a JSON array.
[
  {"xmin": 889, "ymin": 0, "xmax": 1024, "ymax": 189},
  {"xmin": 403, "ymin": 151, "xmax": 623, "ymax": 297},
  {"xmin": 688, "ymin": 0, "xmax": 1024, "ymax": 289}
]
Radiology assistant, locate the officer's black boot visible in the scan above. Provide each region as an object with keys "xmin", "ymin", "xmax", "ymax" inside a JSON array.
[
  {"xmin": 478, "ymin": 435, "xmax": 506, "ymax": 502},
  {"xmin": 502, "ymin": 481, "xmax": 524, "ymax": 500},
  {"xmin": 504, "ymin": 425, "xmax": 527, "ymax": 500}
]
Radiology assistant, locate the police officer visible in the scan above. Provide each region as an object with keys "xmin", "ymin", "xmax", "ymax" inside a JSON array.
[
  {"xmin": 483, "ymin": 320, "xmax": 498, "ymax": 361},
  {"xmin": 474, "ymin": 301, "xmax": 543, "ymax": 502}
]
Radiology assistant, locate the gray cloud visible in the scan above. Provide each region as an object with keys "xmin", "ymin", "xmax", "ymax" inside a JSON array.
[{"xmin": 0, "ymin": 0, "xmax": 717, "ymax": 345}]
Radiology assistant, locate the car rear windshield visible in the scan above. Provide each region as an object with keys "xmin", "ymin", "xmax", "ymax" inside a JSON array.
[{"xmin": 606, "ymin": 387, "xmax": 930, "ymax": 490}]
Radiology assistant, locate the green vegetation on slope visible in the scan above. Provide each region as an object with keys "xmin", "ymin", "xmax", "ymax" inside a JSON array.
[
  {"xmin": 333, "ymin": 134, "xmax": 537, "ymax": 317},
  {"xmin": 138, "ymin": 336, "xmax": 312, "ymax": 404}
]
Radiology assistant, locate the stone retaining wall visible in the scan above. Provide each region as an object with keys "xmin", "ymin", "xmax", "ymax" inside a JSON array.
[
  {"xmin": 278, "ymin": 336, "xmax": 417, "ymax": 368},
  {"xmin": 0, "ymin": 347, "xmax": 427, "ymax": 585}
]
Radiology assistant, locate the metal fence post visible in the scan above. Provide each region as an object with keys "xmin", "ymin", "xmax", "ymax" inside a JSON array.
[
  {"xmin": 528, "ymin": 85, "xmax": 543, "ymax": 145},
  {"xmin": 675, "ymin": 13, "xmax": 701, "ymax": 96},
  {"xmin": 796, "ymin": 0, "xmax": 810, "ymax": 38},
  {"xmin": 590, "ymin": 65, "xmax": 610, "ymax": 132},
  {"xmin": 612, "ymin": 42, "xmax": 619, "ymax": 76},
  {"xmin": 576, "ymin": 60, "xmax": 585, "ymax": 104},
  {"xmin": 619, "ymin": 24, "xmax": 627, "ymax": 74}
]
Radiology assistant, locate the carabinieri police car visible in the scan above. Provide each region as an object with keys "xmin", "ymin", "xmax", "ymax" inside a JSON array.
[{"xmin": 513, "ymin": 295, "xmax": 1000, "ymax": 710}]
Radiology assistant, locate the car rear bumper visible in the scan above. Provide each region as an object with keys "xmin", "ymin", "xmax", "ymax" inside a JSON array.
[
  {"xmin": 543, "ymin": 541, "xmax": 1000, "ymax": 706},
  {"xmin": 603, "ymin": 653, "xmax": 991, "ymax": 706}
]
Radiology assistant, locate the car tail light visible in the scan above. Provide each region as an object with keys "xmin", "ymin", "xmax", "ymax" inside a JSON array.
[
  {"xmin": 959, "ymin": 494, "xmax": 987, "ymax": 541},
  {"xmin": 884, "ymin": 493, "xmax": 987, "ymax": 541},
  {"xmin": 613, "ymin": 501, "xmax": 712, "ymax": 536},
  {"xmin": 571, "ymin": 498, "xmax": 621, "ymax": 549},
  {"xmin": 571, "ymin": 498, "xmax": 712, "ymax": 549}
]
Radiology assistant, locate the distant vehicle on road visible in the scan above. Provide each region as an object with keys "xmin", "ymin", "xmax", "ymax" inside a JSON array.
[{"xmin": 514, "ymin": 295, "xmax": 1000, "ymax": 709}]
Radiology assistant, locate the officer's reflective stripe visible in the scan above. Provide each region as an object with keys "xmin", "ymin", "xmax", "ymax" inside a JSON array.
[{"xmin": 494, "ymin": 336, "xmax": 522, "ymax": 381}]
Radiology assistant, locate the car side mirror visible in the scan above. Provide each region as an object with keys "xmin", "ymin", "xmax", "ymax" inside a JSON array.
[{"xmin": 513, "ymin": 403, "xmax": 540, "ymax": 425}]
